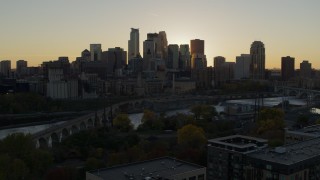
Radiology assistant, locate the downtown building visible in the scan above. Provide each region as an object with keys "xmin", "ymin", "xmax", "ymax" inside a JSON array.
[
  {"xmin": 87, "ymin": 157, "xmax": 206, "ymax": 180},
  {"xmin": 250, "ymin": 41, "xmax": 265, "ymax": 80},
  {"xmin": 208, "ymin": 135, "xmax": 320, "ymax": 180},
  {"xmin": 300, "ymin": 60, "xmax": 312, "ymax": 78},
  {"xmin": 0, "ymin": 60, "xmax": 11, "ymax": 78},
  {"xmin": 235, "ymin": 54, "xmax": 251, "ymax": 80},
  {"xmin": 281, "ymin": 56, "xmax": 295, "ymax": 81},
  {"xmin": 128, "ymin": 28, "xmax": 140, "ymax": 61}
]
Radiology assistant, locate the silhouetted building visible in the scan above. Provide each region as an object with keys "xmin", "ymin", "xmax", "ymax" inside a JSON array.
[
  {"xmin": 235, "ymin": 54, "xmax": 251, "ymax": 80},
  {"xmin": 167, "ymin": 44, "xmax": 179, "ymax": 69},
  {"xmin": 90, "ymin": 44, "xmax": 102, "ymax": 61},
  {"xmin": 300, "ymin": 60, "xmax": 312, "ymax": 78},
  {"xmin": 213, "ymin": 56, "xmax": 226, "ymax": 87},
  {"xmin": 190, "ymin": 39, "xmax": 206, "ymax": 70},
  {"xmin": 250, "ymin": 41, "xmax": 265, "ymax": 80},
  {"xmin": 128, "ymin": 55, "xmax": 143, "ymax": 75},
  {"xmin": 16, "ymin": 60, "xmax": 28, "ymax": 77},
  {"xmin": 128, "ymin": 28, "xmax": 140, "ymax": 61},
  {"xmin": 0, "ymin": 60, "xmax": 11, "ymax": 78},
  {"xmin": 281, "ymin": 56, "xmax": 295, "ymax": 81},
  {"xmin": 103, "ymin": 47, "xmax": 127, "ymax": 77},
  {"xmin": 191, "ymin": 39, "xmax": 204, "ymax": 55},
  {"xmin": 179, "ymin": 44, "xmax": 191, "ymax": 70},
  {"xmin": 81, "ymin": 49, "xmax": 91, "ymax": 61},
  {"xmin": 143, "ymin": 39, "xmax": 156, "ymax": 71}
]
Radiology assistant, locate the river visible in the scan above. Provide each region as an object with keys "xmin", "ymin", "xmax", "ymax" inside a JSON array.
[{"xmin": 0, "ymin": 96, "xmax": 307, "ymax": 139}]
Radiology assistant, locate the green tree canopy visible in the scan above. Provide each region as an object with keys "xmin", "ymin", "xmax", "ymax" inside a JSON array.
[
  {"xmin": 0, "ymin": 133, "xmax": 53, "ymax": 179},
  {"xmin": 139, "ymin": 109, "xmax": 164, "ymax": 130},
  {"xmin": 190, "ymin": 104, "xmax": 217, "ymax": 121},
  {"xmin": 256, "ymin": 108, "xmax": 285, "ymax": 134},
  {"xmin": 177, "ymin": 124, "xmax": 206, "ymax": 149},
  {"xmin": 113, "ymin": 114, "xmax": 133, "ymax": 132}
]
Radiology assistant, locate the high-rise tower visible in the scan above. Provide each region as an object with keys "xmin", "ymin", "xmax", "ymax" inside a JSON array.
[
  {"xmin": 190, "ymin": 39, "xmax": 206, "ymax": 69},
  {"xmin": 128, "ymin": 28, "xmax": 139, "ymax": 61},
  {"xmin": 281, "ymin": 56, "xmax": 295, "ymax": 81},
  {"xmin": 90, "ymin": 44, "xmax": 102, "ymax": 61},
  {"xmin": 250, "ymin": 41, "xmax": 265, "ymax": 79}
]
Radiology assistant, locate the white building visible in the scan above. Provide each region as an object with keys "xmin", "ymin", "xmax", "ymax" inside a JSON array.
[{"xmin": 46, "ymin": 68, "xmax": 78, "ymax": 99}]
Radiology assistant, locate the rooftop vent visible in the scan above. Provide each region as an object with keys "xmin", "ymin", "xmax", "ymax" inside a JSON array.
[{"xmin": 275, "ymin": 147, "xmax": 286, "ymax": 154}]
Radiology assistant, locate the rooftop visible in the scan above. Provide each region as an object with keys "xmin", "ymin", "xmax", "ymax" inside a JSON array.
[
  {"xmin": 249, "ymin": 137, "xmax": 320, "ymax": 165},
  {"xmin": 286, "ymin": 124, "xmax": 320, "ymax": 137},
  {"xmin": 208, "ymin": 135, "xmax": 268, "ymax": 154},
  {"xmin": 88, "ymin": 157, "xmax": 205, "ymax": 180}
]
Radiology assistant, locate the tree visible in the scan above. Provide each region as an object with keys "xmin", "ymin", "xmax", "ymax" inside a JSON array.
[
  {"xmin": 256, "ymin": 108, "xmax": 285, "ymax": 134},
  {"xmin": 113, "ymin": 114, "xmax": 133, "ymax": 132},
  {"xmin": 190, "ymin": 104, "xmax": 217, "ymax": 121},
  {"xmin": 0, "ymin": 133, "xmax": 53, "ymax": 179},
  {"xmin": 177, "ymin": 124, "xmax": 206, "ymax": 149},
  {"xmin": 139, "ymin": 109, "xmax": 163, "ymax": 130}
]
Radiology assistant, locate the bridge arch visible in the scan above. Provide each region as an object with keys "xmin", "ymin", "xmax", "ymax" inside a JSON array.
[
  {"xmin": 71, "ymin": 125, "xmax": 79, "ymax": 134},
  {"xmin": 299, "ymin": 92, "xmax": 309, "ymax": 99},
  {"xmin": 87, "ymin": 118, "xmax": 94, "ymax": 128},
  {"xmin": 314, "ymin": 94, "xmax": 320, "ymax": 100},
  {"xmin": 61, "ymin": 128, "xmax": 69, "ymax": 140},
  {"xmin": 80, "ymin": 121, "xmax": 86, "ymax": 130},
  {"xmin": 38, "ymin": 137, "xmax": 48, "ymax": 149},
  {"xmin": 51, "ymin": 133, "xmax": 60, "ymax": 147},
  {"xmin": 288, "ymin": 90, "xmax": 298, "ymax": 96}
]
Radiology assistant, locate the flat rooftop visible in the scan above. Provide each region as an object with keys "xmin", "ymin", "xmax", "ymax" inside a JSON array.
[
  {"xmin": 208, "ymin": 135, "xmax": 268, "ymax": 153},
  {"xmin": 88, "ymin": 157, "xmax": 205, "ymax": 180},
  {"xmin": 249, "ymin": 137, "xmax": 320, "ymax": 165},
  {"xmin": 287, "ymin": 125, "xmax": 320, "ymax": 137}
]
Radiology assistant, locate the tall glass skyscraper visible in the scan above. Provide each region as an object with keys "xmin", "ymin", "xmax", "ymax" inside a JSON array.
[
  {"xmin": 128, "ymin": 28, "xmax": 139, "ymax": 61},
  {"xmin": 250, "ymin": 41, "xmax": 265, "ymax": 79}
]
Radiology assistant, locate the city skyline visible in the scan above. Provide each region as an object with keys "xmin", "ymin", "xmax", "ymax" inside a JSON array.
[{"xmin": 1, "ymin": 0, "xmax": 319, "ymax": 68}]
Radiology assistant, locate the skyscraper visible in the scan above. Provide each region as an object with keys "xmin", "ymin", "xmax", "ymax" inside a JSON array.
[
  {"xmin": 235, "ymin": 54, "xmax": 251, "ymax": 80},
  {"xmin": 281, "ymin": 56, "xmax": 295, "ymax": 81},
  {"xmin": 128, "ymin": 28, "xmax": 139, "ymax": 61},
  {"xmin": 16, "ymin": 60, "xmax": 28, "ymax": 76},
  {"xmin": 300, "ymin": 60, "xmax": 312, "ymax": 78},
  {"xmin": 143, "ymin": 39, "xmax": 155, "ymax": 70},
  {"xmin": 190, "ymin": 39, "xmax": 204, "ymax": 55},
  {"xmin": 214, "ymin": 56, "xmax": 226, "ymax": 87},
  {"xmin": 179, "ymin": 44, "xmax": 190, "ymax": 70},
  {"xmin": 167, "ymin": 44, "xmax": 179, "ymax": 69},
  {"xmin": 0, "ymin": 60, "xmax": 11, "ymax": 77},
  {"xmin": 90, "ymin": 44, "xmax": 102, "ymax": 61},
  {"xmin": 158, "ymin": 31, "xmax": 168, "ymax": 60},
  {"xmin": 250, "ymin": 41, "xmax": 265, "ymax": 79},
  {"xmin": 190, "ymin": 39, "xmax": 206, "ymax": 69}
]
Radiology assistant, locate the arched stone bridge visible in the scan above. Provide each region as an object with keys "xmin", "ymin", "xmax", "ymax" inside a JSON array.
[
  {"xmin": 32, "ymin": 96, "xmax": 210, "ymax": 148},
  {"xmin": 32, "ymin": 99, "xmax": 148, "ymax": 148},
  {"xmin": 274, "ymin": 86, "xmax": 320, "ymax": 99}
]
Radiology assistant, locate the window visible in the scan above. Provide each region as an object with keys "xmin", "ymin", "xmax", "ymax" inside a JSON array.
[
  {"xmin": 266, "ymin": 164, "xmax": 272, "ymax": 170},
  {"xmin": 188, "ymin": 176, "xmax": 196, "ymax": 180}
]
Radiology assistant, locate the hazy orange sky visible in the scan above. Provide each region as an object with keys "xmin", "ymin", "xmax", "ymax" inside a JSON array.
[{"xmin": 1, "ymin": 0, "xmax": 319, "ymax": 69}]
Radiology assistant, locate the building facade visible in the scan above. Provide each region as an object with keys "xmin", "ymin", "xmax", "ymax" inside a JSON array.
[
  {"xmin": 90, "ymin": 44, "xmax": 102, "ymax": 61},
  {"xmin": 167, "ymin": 44, "xmax": 179, "ymax": 69},
  {"xmin": 235, "ymin": 54, "xmax": 251, "ymax": 80},
  {"xmin": 128, "ymin": 28, "xmax": 140, "ymax": 61},
  {"xmin": 281, "ymin": 56, "xmax": 295, "ymax": 81},
  {"xmin": 300, "ymin": 60, "xmax": 312, "ymax": 78},
  {"xmin": 250, "ymin": 41, "xmax": 265, "ymax": 80},
  {"xmin": 86, "ymin": 157, "xmax": 206, "ymax": 180}
]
